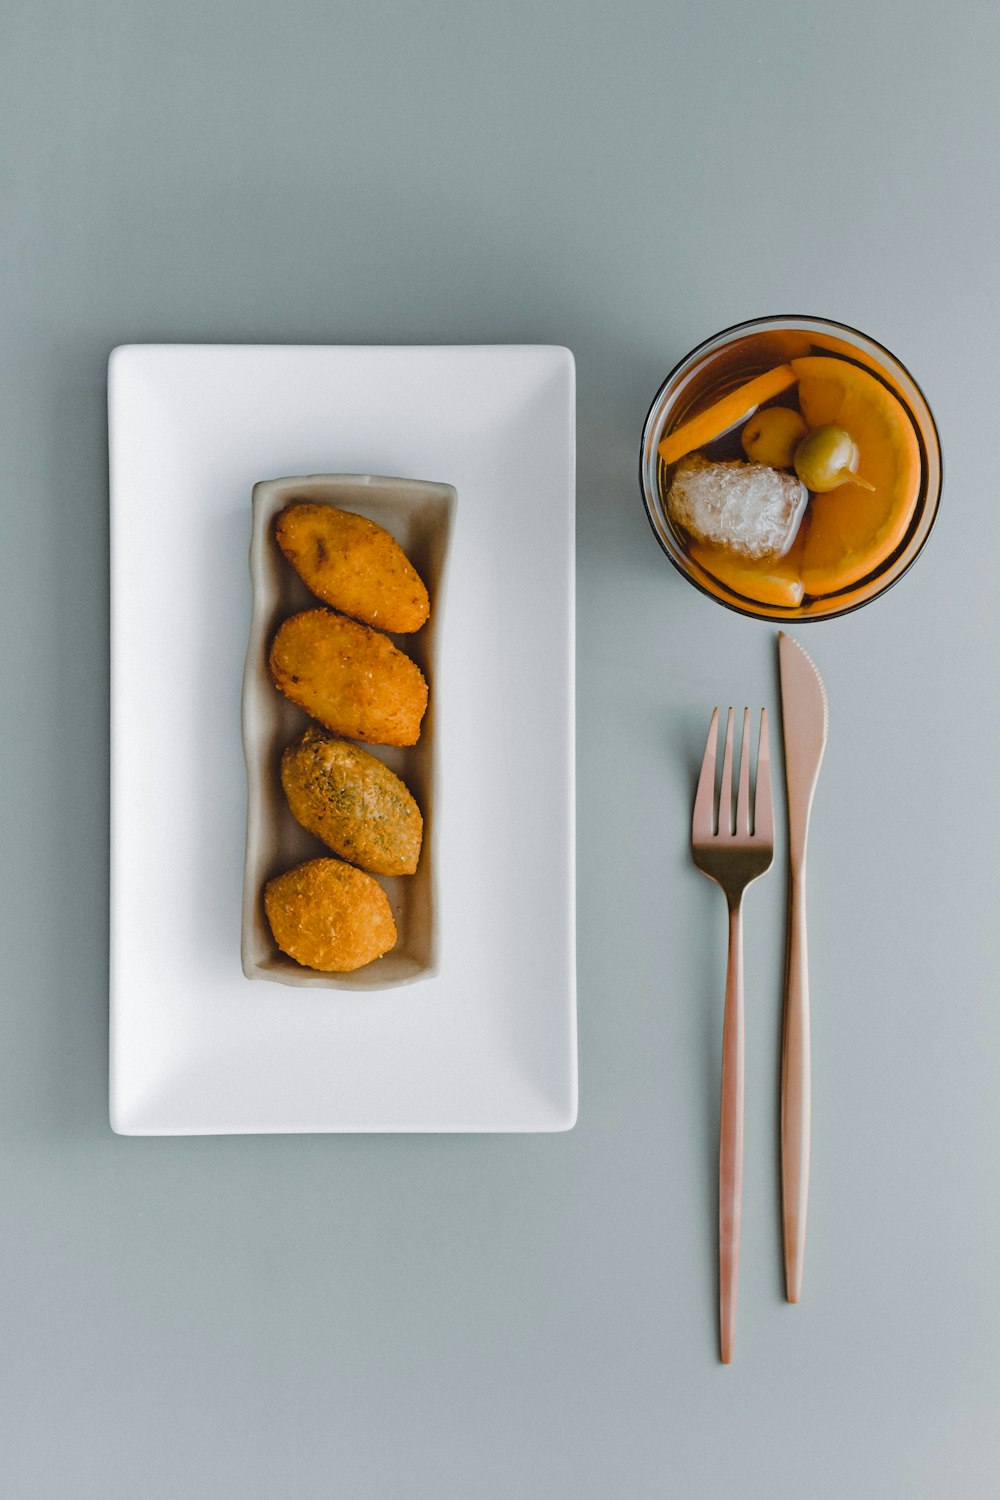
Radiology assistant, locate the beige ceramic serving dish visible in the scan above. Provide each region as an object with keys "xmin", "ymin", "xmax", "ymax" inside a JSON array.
[{"xmin": 241, "ymin": 473, "xmax": 455, "ymax": 989}]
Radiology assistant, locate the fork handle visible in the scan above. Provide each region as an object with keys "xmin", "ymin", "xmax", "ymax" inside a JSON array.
[
  {"xmin": 782, "ymin": 869, "xmax": 811, "ymax": 1304},
  {"xmin": 719, "ymin": 899, "xmax": 745, "ymax": 1364}
]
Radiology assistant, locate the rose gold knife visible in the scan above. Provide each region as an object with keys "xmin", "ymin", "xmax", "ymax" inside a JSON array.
[{"xmin": 778, "ymin": 632, "xmax": 828, "ymax": 1304}]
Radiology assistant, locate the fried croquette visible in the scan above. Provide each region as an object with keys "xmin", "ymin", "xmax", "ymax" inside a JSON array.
[
  {"xmin": 269, "ymin": 608, "xmax": 428, "ymax": 746},
  {"xmin": 281, "ymin": 728, "xmax": 423, "ymax": 876},
  {"xmin": 275, "ymin": 503, "xmax": 430, "ymax": 632},
  {"xmin": 264, "ymin": 857, "xmax": 397, "ymax": 972}
]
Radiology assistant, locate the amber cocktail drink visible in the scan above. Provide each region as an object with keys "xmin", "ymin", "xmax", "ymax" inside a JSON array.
[{"xmin": 640, "ymin": 317, "xmax": 941, "ymax": 621}]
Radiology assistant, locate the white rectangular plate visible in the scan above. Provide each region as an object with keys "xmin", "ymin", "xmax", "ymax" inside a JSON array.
[{"xmin": 109, "ymin": 345, "xmax": 576, "ymax": 1133}]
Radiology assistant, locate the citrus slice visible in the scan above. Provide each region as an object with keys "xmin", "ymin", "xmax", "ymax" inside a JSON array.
[
  {"xmin": 658, "ymin": 364, "xmax": 797, "ymax": 467},
  {"xmin": 791, "ymin": 356, "xmax": 921, "ymax": 596},
  {"xmin": 689, "ymin": 534, "xmax": 804, "ymax": 609}
]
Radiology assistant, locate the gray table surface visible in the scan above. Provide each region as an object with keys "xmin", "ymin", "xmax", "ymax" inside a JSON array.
[{"xmin": 3, "ymin": 2, "xmax": 999, "ymax": 1496}]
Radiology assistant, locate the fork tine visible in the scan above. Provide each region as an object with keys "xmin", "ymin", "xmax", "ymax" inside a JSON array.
[
  {"xmin": 692, "ymin": 708, "xmax": 719, "ymax": 837},
  {"xmin": 719, "ymin": 707, "xmax": 735, "ymax": 836},
  {"xmin": 754, "ymin": 708, "xmax": 774, "ymax": 842},
  {"xmin": 735, "ymin": 708, "xmax": 751, "ymax": 836}
]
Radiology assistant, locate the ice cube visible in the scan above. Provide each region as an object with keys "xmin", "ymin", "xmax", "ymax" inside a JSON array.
[{"xmin": 666, "ymin": 455, "xmax": 808, "ymax": 560}]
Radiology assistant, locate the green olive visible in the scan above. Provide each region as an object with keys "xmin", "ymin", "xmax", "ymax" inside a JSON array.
[
  {"xmin": 740, "ymin": 407, "xmax": 807, "ymax": 468},
  {"xmin": 793, "ymin": 424, "xmax": 875, "ymax": 493}
]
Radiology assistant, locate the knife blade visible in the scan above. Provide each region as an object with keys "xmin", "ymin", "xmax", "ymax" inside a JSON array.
[{"xmin": 778, "ymin": 631, "xmax": 828, "ymax": 1304}]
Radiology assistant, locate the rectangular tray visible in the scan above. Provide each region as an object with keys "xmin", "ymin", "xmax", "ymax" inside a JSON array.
[
  {"xmin": 241, "ymin": 474, "xmax": 455, "ymax": 988},
  {"xmin": 109, "ymin": 343, "xmax": 576, "ymax": 1134}
]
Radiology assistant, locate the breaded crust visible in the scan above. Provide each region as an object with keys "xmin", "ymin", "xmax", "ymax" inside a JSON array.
[
  {"xmin": 275, "ymin": 503, "xmax": 430, "ymax": 632},
  {"xmin": 264, "ymin": 857, "xmax": 397, "ymax": 972},
  {"xmin": 281, "ymin": 728, "xmax": 423, "ymax": 876},
  {"xmin": 269, "ymin": 608, "xmax": 428, "ymax": 746}
]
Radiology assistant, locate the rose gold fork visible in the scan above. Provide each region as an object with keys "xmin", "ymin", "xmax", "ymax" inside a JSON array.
[{"xmin": 691, "ymin": 707, "xmax": 774, "ymax": 1364}]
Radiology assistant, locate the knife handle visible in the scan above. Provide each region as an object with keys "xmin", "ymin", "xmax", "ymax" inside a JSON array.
[{"xmin": 782, "ymin": 869, "xmax": 811, "ymax": 1304}]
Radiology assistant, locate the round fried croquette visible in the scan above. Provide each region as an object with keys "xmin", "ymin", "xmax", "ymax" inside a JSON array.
[
  {"xmin": 281, "ymin": 728, "xmax": 423, "ymax": 876},
  {"xmin": 269, "ymin": 608, "xmax": 428, "ymax": 746},
  {"xmin": 275, "ymin": 503, "xmax": 430, "ymax": 632},
  {"xmin": 264, "ymin": 857, "xmax": 397, "ymax": 972}
]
